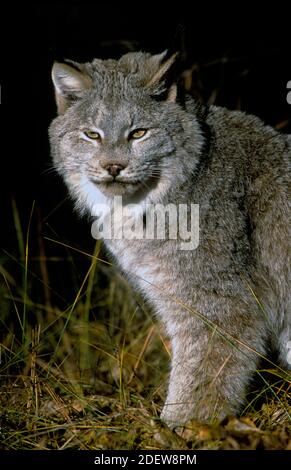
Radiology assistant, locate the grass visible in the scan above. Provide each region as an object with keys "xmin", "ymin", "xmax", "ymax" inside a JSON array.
[{"xmin": 0, "ymin": 200, "xmax": 291, "ymax": 450}]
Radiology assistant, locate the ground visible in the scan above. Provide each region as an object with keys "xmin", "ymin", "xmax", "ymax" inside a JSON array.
[{"xmin": 1, "ymin": 210, "xmax": 291, "ymax": 450}]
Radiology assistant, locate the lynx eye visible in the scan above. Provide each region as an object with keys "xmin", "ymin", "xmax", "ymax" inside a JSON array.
[
  {"xmin": 84, "ymin": 130, "xmax": 101, "ymax": 140},
  {"xmin": 129, "ymin": 129, "xmax": 147, "ymax": 140}
]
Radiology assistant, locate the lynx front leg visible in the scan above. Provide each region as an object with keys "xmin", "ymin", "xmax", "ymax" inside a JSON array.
[{"xmin": 160, "ymin": 312, "xmax": 266, "ymax": 428}]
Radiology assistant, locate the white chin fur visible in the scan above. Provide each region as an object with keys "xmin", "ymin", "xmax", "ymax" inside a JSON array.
[{"xmin": 68, "ymin": 175, "xmax": 110, "ymax": 216}]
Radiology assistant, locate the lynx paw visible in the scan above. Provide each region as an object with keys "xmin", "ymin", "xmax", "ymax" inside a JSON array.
[
  {"xmin": 160, "ymin": 403, "xmax": 194, "ymax": 429},
  {"xmin": 161, "ymin": 398, "xmax": 230, "ymax": 429}
]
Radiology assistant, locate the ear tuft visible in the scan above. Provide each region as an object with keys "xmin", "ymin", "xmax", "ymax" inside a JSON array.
[
  {"xmin": 51, "ymin": 62, "xmax": 92, "ymax": 114},
  {"xmin": 145, "ymin": 52, "xmax": 180, "ymax": 103},
  {"xmin": 147, "ymin": 52, "xmax": 179, "ymax": 87}
]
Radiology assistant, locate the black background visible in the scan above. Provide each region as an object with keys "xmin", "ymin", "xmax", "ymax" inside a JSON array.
[
  {"xmin": 1, "ymin": 449, "xmax": 290, "ymax": 468},
  {"xmin": 1, "ymin": 2, "xmax": 290, "ymax": 254}
]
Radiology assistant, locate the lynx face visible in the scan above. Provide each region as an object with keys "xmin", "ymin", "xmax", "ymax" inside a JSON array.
[{"xmin": 49, "ymin": 52, "xmax": 204, "ymax": 213}]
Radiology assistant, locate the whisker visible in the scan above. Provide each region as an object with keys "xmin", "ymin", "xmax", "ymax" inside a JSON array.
[
  {"xmin": 147, "ymin": 173, "xmax": 172, "ymax": 182},
  {"xmin": 140, "ymin": 179, "xmax": 152, "ymax": 192},
  {"xmin": 42, "ymin": 166, "xmax": 58, "ymax": 176}
]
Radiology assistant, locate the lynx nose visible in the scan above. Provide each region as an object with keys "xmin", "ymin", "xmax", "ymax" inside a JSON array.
[{"xmin": 104, "ymin": 163, "xmax": 125, "ymax": 177}]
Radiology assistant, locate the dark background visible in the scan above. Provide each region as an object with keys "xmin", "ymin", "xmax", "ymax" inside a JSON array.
[{"xmin": 0, "ymin": 3, "xmax": 290, "ymax": 284}]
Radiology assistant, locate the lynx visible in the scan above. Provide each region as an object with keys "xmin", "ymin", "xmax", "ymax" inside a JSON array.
[{"xmin": 49, "ymin": 51, "xmax": 291, "ymax": 428}]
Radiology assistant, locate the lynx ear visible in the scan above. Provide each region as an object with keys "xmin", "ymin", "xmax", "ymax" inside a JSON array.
[
  {"xmin": 146, "ymin": 51, "xmax": 179, "ymax": 102},
  {"xmin": 51, "ymin": 62, "xmax": 92, "ymax": 114}
]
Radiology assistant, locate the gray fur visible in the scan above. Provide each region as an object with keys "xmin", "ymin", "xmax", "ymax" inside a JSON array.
[{"xmin": 49, "ymin": 51, "xmax": 291, "ymax": 427}]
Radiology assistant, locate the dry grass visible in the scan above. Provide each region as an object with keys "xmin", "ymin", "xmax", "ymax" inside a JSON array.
[{"xmin": 1, "ymin": 200, "xmax": 291, "ymax": 451}]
